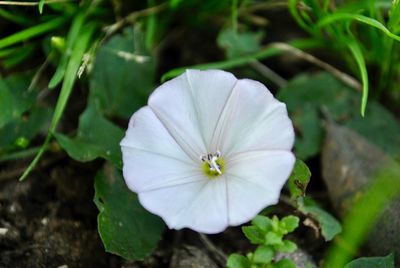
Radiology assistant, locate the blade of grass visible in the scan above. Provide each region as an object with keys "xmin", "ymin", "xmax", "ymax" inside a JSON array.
[
  {"xmin": 0, "ymin": 7, "xmax": 32, "ymax": 25},
  {"xmin": 318, "ymin": 13, "xmax": 400, "ymax": 42},
  {"xmin": 288, "ymin": 0, "xmax": 314, "ymax": 34},
  {"xmin": 347, "ymin": 40, "xmax": 368, "ymax": 116},
  {"xmin": 49, "ymin": 12, "xmax": 85, "ymax": 88},
  {"xmin": 3, "ymin": 43, "xmax": 37, "ymax": 68},
  {"xmin": 39, "ymin": 0, "xmax": 45, "ymax": 13},
  {"xmin": 161, "ymin": 38, "xmax": 323, "ymax": 81},
  {"xmin": 0, "ymin": 16, "xmax": 68, "ymax": 50},
  {"xmin": 19, "ymin": 23, "xmax": 96, "ymax": 181}
]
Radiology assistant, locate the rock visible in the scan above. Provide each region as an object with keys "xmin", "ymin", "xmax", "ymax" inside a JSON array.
[
  {"xmin": 322, "ymin": 122, "xmax": 400, "ymax": 260},
  {"xmin": 169, "ymin": 245, "xmax": 219, "ymax": 268},
  {"xmin": 276, "ymin": 248, "xmax": 317, "ymax": 268}
]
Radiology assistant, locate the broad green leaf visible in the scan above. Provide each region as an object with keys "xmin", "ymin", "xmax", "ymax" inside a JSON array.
[
  {"xmin": 265, "ymin": 232, "xmax": 283, "ymax": 246},
  {"xmin": 55, "ymin": 105, "xmax": 124, "ymax": 167},
  {"xmin": 287, "ymin": 159, "xmax": 311, "ymax": 199},
  {"xmin": 253, "ymin": 245, "xmax": 274, "ymax": 264},
  {"xmin": 217, "ymin": 28, "xmax": 263, "ymax": 59},
  {"xmin": 94, "ymin": 164, "xmax": 165, "ymax": 260},
  {"xmin": 279, "ymin": 216, "xmax": 299, "ymax": 234},
  {"xmin": 344, "ymin": 253, "xmax": 395, "ymax": 268},
  {"xmin": 0, "ymin": 73, "xmax": 37, "ymax": 128},
  {"xmin": 345, "ymin": 102, "xmax": 400, "ymax": 157},
  {"xmin": 227, "ymin": 254, "xmax": 251, "ymax": 268},
  {"xmin": 275, "ymin": 240, "xmax": 297, "ymax": 253},
  {"xmin": 278, "ymin": 72, "xmax": 354, "ymax": 159},
  {"xmin": 275, "ymin": 258, "xmax": 296, "ymax": 268},
  {"xmin": 300, "ymin": 203, "xmax": 342, "ymax": 241},
  {"xmin": 89, "ymin": 27, "xmax": 155, "ymax": 119},
  {"xmin": 0, "ymin": 105, "xmax": 52, "ymax": 153},
  {"xmin": 251, "ymin": 215, "xmax": 272, "ymax": 232},
  {"xmin": 242, "ymin": 226, "xmax": 264, "ymax": 244}
]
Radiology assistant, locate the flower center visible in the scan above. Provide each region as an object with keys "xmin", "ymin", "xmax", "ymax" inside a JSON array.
[{"xmin": 200, "ymin": 151, "xmax": 224, "ymax": 178}]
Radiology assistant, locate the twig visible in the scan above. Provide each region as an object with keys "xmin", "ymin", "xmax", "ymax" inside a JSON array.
[
  {"xmin": 199, "ymin": 233, "xmax": 227, "ymax": 267},
  {"xmin": 0, "ymin": 0, "xmax": 73, "ymax": 6},
  {"xmin": 270, "ymin": 42, "xmax": 362, "ymax": 91},
  {"xmin": 103, "ymin": 3, "xmax": 167, "ymax": 38},
  {"xmin": 249, "ymin": 60, "xmax": 287, "ymax": 87}
]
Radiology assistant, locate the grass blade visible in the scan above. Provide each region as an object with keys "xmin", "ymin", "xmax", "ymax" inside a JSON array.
[
  {"xmin": 0, "ymin": 16, "xmax": 68, "ymax": 50},
  {"xmin": 318, "ymin": 13, "xmax": 400, "ymax": 42},
  {"xmin": 19, "ymin": 23, "xmax": 97, "ymax": 181},
  {"xmin": 49, "ymin": 12, "xmax": 86, "ymax": 88},
  {"xmin": 347, "ymin": 40, "xmax": 368, "ymax": 116}
]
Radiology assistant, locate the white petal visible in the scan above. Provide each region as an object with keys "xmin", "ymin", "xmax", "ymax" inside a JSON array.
[
  {"xmin": 212, "ymin": 79, "xmax": 294, "ymax": 156},
  {"xmin": 185, "ymin": 69, "xmax": 237, "ymax": 151},
  {"xmin": 225, "ymin": 151, "xmax": 295, "ymax": 225},
  {"xmin": 121, "ymin": 147, "xmax": 201, "ymax": 192},
  {"xmin": 120, "ymin": 106, "xmax": 192, "ymax": 163},
  {"xmin": 148, "ymin": 70, "xmax": 237, "ymax": 157},
  {"xmin": 120, "ymin": 107, "xmax": 201, "ymax": 192},
  {"xmin": 139, "ymin": 177, "xmax": 228, "ymax": 234}
]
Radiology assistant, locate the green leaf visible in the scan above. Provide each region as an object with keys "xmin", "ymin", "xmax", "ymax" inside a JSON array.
[
  {"xmin": 265, "ymin": 232, "xmax": 283, "ymax": 246},
  {"xmin": 251, "ymin": 215, "xmax": 272, "ymax": 232},
  {"xmin": 0, "ymin": 73, "xmax": 37, "ymax": 128},
  {"xmin": 253, "ymin": 245, "xmax": 274, "ymax": 264},
  {"xmin": 274, "ymin": 240, "xmax": 297, "ymax": 253},
  {"xmin": 227, "ymin": 254, "xmax": 251, "ymax": 268},
  {"xmin": 55, "ymin": 105, "xmax": 124, "ymax": 167},
  {"xmin": 0, "ymin": 105, "xmax": 52, "ymax": 153},
  {"xmin": 217, "ymin": 28, "xmax": 263, "ymax": 59},
  {"xmin": 94, "ymin": 164, "xmax": 165, "ymax": 260},
  {"xmin": 242, "ymin": 226, "xmax": 265, "ymax": 244},
  {"xmin": 344, "ymin": 253, "xmax": 395, "ymax": 268},
  {"xmin": 345, "ymin": 102, "xmax": 400, "ymax": 157},
  {"xmin": 279, "ymin": 216, "xmax": 299, "ymax": 234},
  {"xmin": 300, "ymin": 203, "xmax": 342, "ymax": 241},
  {"xmin": 274, "ymin": 258, "xmax": 296, "ymax": 268},
  {"xmin": 287, "ymin": 159, "xmax": 311, "ymax": 199},
  {"xmin": 278, "ymin": 72, "xmax": 355, "ymax": 160},
  {"xmin": 89, "ymin": 27, "xmax": 155, "ymax": 119}
]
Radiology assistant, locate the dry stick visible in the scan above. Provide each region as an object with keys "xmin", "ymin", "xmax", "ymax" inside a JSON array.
[
  {"xmin": 0, "ymin": 0, "xmax": 73, "ymax": 6},
  {"xmin": 199, "ymin": 234, "xmax": 227, "ymax": 267},
  {"xmin": 249, "ymin": 60, "xmax": 287, "ymax": 88},
  {"xmin": 270, "ymin": 42, "xmax": 362, "ymax": 91},
  {"xmin": 103, "ymin": 3, "xmax": 167, "ymax": 38}
]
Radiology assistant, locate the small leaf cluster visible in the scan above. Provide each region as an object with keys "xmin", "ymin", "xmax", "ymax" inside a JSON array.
[{"xmin": 227, "ymin": 215, "xmax": 300, "ymax": 268}]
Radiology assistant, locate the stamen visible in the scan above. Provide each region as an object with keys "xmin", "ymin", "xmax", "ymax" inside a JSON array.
[{"xmin": 200, "ymin": 151, "xmax": 224, "ymax": 176}]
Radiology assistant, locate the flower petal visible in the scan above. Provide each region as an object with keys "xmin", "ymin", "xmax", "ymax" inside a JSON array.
[
  {"xmin": 149, "ymin": 70, "xmax": 237, "ymax": 157},
  {"xmin": 120, "ymin": 106, "xmax": 192, "ymax": 163},
  {"xmin": 212, "ymin": 79, "xmax": 294, "ymax": 156},
  {"xmin": 225, "ymin": 150, "xmax": 295, "ymax": 226},
  {"xmin": 139, "ymin": 177, "xmax": 228, "ymax": 234},
  {"xmin": 185, "ymin": 69, "xmax": 237, "ymax": 151},
  {"xmin": 120, "ymin": 107, "xmax": 201, "ymax": 192}
]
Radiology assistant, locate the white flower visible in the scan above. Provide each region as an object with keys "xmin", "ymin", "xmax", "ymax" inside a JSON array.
[{"xmin": 120, "ymin": 69, "xmax": 295, "ymax": 234}]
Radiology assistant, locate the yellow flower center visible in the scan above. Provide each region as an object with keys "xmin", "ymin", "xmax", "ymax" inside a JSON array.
[{"xmin": 200, "ymin": 151, "xmax": 224, "ymax": 178}]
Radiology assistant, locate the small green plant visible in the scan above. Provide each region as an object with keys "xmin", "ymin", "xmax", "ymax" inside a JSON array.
[{"xmin": 227, "ymin": 215, "xmax": 300, "ymax": 268}]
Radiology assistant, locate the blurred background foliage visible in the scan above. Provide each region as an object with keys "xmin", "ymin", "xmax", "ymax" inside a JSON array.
[{"xmin": 1, "ymin": 0, "xmax": 400, "ymax": 266}]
